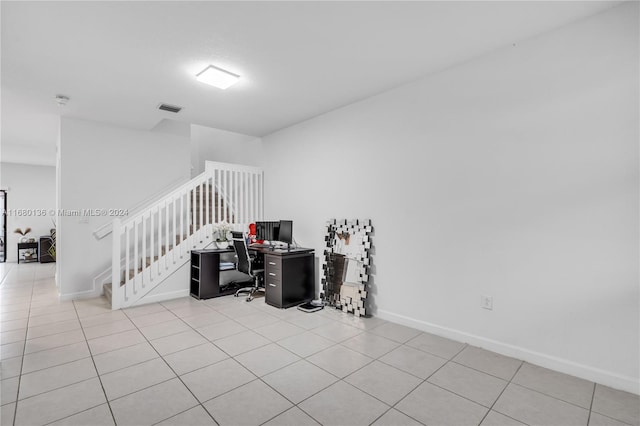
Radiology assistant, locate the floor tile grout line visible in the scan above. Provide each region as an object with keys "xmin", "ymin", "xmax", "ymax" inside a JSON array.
[
  {"xmin": 375, "ymin": 353, "xmax": 447, "ymax": 382},
  {"xmin": 20, "ymin": 336, "xmax": 89, "ymax": 357},
  {"xmin": 148, "ymin": 404, "xmax": 212, "ymax": 426},
  {"xmin": 586, "ymin": 382, "xmax": 597, "ymax": 426},
  {"xmin": 22, "ymin": 324, "xmax": 83, "ymax": 342},
  {"xmin": 13, "ymin": 374, "xmax": 100, "ymax": 406},
  {"xmin": 94, "ymin": 351, "xmax": 162, "ymax": 377},
  {"xmin": 26, "ymin": 304, "xmax": 76, "ymax": 314},
  {"xmin": 476, "ymin": 360, "xmax": 527, "ymax": 426},
  {"xmin": 24, "ymin": 310, "xmax": 78, "ymax": 322},
  {"xmin": 120, "ymin": 307, "xmax": 220, "ymax": 426},
  {"xmin": 40, "ymin": 402, "xmax": 109, "ymax": 426},
  {"xmin": 105, "ymin": 376, "xmax": 178, "ymax": 404},
  {"xmin": 71, "ymin": 299, "xmax": 119, "ymax": 426},
  {"xmin": 588, "ymin": 409, "xmax": 635, "ymax": 426},
  {"xmin": 507, "ymin": 380, "xmax": 596, "ymax": 412},
  {"xmin": 19, "ymin": 352, "xmax": 93, "ymax": 377},
  {"xmin": 11, "ymin": 274, "xmax": 35, "ymax": 426},
  {"xmin": 368, "ymin": 342, "xmax": 470, "ymax": 426},
  {"xmin": 448, "ymin": 358, "xmax": 521, "ymax": 383},
  {"xmin": 0, "ymin": 264, "xmax": 15, "ymax": 286}
]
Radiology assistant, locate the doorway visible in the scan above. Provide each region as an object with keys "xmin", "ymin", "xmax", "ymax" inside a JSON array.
[{"xmin": 0, "ymin": 190, "xmax": 6, "ymax": 262}]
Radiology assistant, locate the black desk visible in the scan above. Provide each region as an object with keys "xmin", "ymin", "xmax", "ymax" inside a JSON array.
[
  {"xmin": 190, "ymin": 246, "xmax": 315, "ymax": 308},
  {"xmin": 17, "ymin": 242, "xmax": 38, "ymax": 264},
  {"xmin": 252, "ymin": 247, "xmax": 315, "ymax": 309}
]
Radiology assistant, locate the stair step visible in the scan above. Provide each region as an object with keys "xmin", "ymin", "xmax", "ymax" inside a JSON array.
[
  {"xmin": 103, "ymin": 283, "xmax": 112, "ymax": 304},
  {"xmin": 142, "ymin": 256, "xmax": 159, "ymax": 268}
]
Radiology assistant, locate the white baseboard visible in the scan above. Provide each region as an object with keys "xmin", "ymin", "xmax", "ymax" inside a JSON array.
[
  {"xmin": 377, "ymin": 309, "xmax": 639, "ymax": 395},
  {"xmin": 59, "ymin": 287, "xmax": 103, "ymax": 302},
  {"xmin": 128, "ymin": 289, "xmax": 190, "ymax": 307}
]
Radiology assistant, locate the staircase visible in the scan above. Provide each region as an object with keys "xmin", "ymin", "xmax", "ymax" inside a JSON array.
[{"xmin": 100, "ymin": 162, "xmax": 264, "ymax": 310}]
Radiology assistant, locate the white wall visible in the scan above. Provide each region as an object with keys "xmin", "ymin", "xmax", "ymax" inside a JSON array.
[
  {"xmin": 0, "ymin": 162, "xmax": 56, "ymax": 263},
  {"xmin": 191, "ymin": 124, "xmax": 262, "ymax": 176},
  {"xmin": 57, "ymin": 117, "xmax": 191, "ymax": 299},
  {"xmin": 262, "ymin": 4, "xmax": 638, "ymax": 392}
]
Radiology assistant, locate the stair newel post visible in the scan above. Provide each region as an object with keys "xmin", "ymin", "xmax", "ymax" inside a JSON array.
[{"xmin": 111, "ymin": 218, "xmax": 122, "ymax": 310}]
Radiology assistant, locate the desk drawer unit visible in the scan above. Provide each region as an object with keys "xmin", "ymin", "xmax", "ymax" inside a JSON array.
[{"xmin": 264, "ymin": 252, "xmax": 314, "ymax": 309}]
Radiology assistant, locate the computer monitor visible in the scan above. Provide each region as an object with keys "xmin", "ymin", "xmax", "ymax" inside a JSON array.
[
  {"xmin": 255, "ymin": 221, "xmax": 271, "ymax": 242},
  {"xmin": 278, "ymin": 220, "xmax": 293, "ymax": 249},
  {"xmin": 255, "ymin": 221, "xmax": 280, "ymax": 247}
]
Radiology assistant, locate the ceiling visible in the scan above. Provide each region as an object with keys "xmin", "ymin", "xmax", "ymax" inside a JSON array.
[{"xmin": 1, "ymin": 1, "xmax": 621, "ymax": 166}]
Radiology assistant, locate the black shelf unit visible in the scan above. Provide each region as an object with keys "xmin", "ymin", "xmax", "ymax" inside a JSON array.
[
  {"xmin": 190, "ymin": 250, "xmax": 224, "ymax": 300},
  {"xmin": 17, "ymin": 242, "xmax": 38, "ymax": 264},
  {"xmin": 190, "ymin": 248, "xmax": 250, "ymax": 300}
]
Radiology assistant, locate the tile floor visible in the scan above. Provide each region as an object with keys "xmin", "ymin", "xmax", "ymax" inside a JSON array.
[{"xmin": 1, "ymin": 263, "xmax": 638, "ymax": 426}]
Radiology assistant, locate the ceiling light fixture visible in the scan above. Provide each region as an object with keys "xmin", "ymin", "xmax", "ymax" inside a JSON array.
[
  {"xmin": 196, "ymin": 65, "xmax": 240, "ymax": 90},
  {"xmin": 55, "ymin": 94, "xmax": 69, "ymax": 106}
]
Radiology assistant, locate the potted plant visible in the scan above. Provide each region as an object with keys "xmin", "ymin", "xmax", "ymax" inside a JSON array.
[
  {"xmin": 14, "ymin": 227, "xmax": 32, "ymax": 243},
  {"xmin": 213, "ymin": 221, "xmax": 232, "ymax": 249}
]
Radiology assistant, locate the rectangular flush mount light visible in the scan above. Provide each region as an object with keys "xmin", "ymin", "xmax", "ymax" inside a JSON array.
[{"xmin": 196, "ymin": 65, "xmax": 240, "ymax": 89}]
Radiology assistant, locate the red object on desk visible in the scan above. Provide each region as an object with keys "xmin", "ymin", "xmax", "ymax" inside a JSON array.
[{"xmin": 248, "ymin": 223, "xmax": 264, "ymax": 244}]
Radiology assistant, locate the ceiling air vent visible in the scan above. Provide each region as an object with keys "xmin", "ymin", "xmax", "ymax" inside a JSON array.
[{"xmin": 158, "ymin": 103, "xmax": 182, "ymax": 113}]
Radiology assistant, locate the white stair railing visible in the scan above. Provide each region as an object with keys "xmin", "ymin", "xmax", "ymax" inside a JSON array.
[{"xmin": 110, "ymin": 162, "xmax": 263, "ymax": 309}]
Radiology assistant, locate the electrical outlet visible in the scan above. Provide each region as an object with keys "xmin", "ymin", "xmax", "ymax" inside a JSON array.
[{"xmin": 481, "ymin": 295, "xmax": 493, "ymax": 310}]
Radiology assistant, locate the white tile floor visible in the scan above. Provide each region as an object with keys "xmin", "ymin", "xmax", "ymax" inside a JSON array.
[{"xmin": 1, "ymin": 263, "xmax": 639, "ymax": 426}]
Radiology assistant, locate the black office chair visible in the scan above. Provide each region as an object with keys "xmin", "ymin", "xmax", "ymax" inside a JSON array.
[{"xmin": 231, "ymin": 231, "xmax": 264, "ymax": 301}]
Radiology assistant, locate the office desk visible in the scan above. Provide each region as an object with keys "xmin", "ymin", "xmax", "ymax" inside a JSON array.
[
  {"xmin": 190, "ymin": 246, "xmax": 315, "ymax": 307},
  {"xmin": 251, "ymin": 247, "xmax": 315, "ymax": 309}
]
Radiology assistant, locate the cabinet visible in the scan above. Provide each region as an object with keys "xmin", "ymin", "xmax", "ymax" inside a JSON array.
[
  {"xmin": 191, "ymin": 250, "xmax": 226, "ymax": 299},
  {"xmin": 264, "ymin": 250, "xmax": 314, "ymax": 308},
  {"xmin": 17, "ymin": 242, "xmax": 38, "ymax": 264},
  {"xmin": 39, "ymin": 236, "xmax": 55, "ymax": 263}
]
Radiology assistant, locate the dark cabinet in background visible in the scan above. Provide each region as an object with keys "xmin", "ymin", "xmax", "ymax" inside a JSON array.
[{"xmin": 39, "ymin": 236, "xmax": 55, "ymax": 263}]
